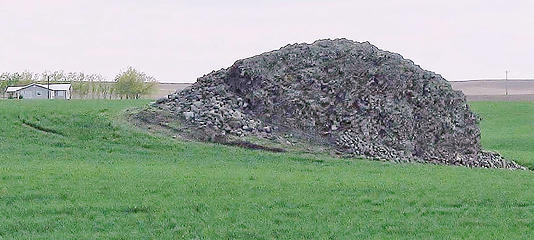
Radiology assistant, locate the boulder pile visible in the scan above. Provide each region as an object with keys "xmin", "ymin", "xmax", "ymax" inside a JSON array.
[{"xmin": 151, "ymin": 39, "xmax": 524, "ymax": 170}]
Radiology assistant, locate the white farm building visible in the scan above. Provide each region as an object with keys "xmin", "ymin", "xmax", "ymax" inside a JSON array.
[{"xmin": 5, "ymin": 83, "xmax": 72, "ymax": 100}]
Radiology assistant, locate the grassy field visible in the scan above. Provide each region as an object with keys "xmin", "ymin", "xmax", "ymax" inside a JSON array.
[
  {"xmin": 0, "ymin": 100, "xmax": 533, "ymax": 239},
  {"xmin": 470, "ymin": 102, "xmax": 534, "ymax": 169}
]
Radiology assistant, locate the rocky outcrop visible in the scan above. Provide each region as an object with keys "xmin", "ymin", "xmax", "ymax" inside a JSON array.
[{"xmin": 151, "ymin": 39, "xmax": 525, "ymax": 170}]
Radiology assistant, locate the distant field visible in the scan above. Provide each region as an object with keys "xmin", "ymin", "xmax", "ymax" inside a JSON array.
[
  {"xmin": 154, "ymin": 80, "xmax": 534, "ymax": 100},
  {"xmin": 450, "ymin": 79, "xmax": 534, "ymax": 101},
  {"xmin": 153, "ymin": 83, "xmax": 191, "ymax": 99},
  {"xmin": 450, "ymin": 79, "xmax": 534, "ymax": 96},
  {"xmin": 0, "ymin": 100, "xmax": 533, "ymax": 239}
]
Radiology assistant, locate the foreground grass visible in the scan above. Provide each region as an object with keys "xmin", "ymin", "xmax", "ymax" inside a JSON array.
[{"xmin": 0, "ymin": 100, "xmax": 533, "ymax": 239}]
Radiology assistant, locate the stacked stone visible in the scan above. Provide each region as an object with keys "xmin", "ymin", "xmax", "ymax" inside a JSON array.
[
  {"xmin": 157, "ymin": 70, "xmax": 272, "ymax": 138},
  {"xmin": 155, "ymin": 39, "xmax": 525, "ymax": 170}
]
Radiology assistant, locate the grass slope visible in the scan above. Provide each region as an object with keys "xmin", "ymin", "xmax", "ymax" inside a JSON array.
[{"xmin": 0, "ymin": 100, "xmax": 533, "ymax": 239}]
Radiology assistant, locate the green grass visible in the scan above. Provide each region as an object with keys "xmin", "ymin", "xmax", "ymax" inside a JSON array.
[
  {"xmin": 470, "ymin": 101, "xmax": 534, "ymax": 169},
  {"xmin": 0, "ymin": 100, "xmax": 533, "ymax": 239}
]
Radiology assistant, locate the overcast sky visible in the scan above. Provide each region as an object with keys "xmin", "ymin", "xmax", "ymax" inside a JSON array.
[{"xmin": 1, "ymin": 0, "xmax": 533, "ymax": 83}]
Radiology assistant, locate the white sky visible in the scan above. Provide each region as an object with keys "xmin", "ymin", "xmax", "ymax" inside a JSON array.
[{"xmin": 1, "ymin": 0, "xmax": 533, "ymax": 83}]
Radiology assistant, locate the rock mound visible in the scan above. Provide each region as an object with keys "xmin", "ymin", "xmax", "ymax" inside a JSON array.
[{"xmin": 150, "ymin": 39, "xmax": 524, "ymax": 170}]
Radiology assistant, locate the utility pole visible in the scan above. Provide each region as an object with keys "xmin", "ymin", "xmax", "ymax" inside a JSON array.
[{"xmin": 505, "ymin": 70, "xmax": 509, "ymax": 96}]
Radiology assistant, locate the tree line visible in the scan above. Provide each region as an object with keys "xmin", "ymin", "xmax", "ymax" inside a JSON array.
[{"xmin": 0, "ymin": 67, "xmax": 157, "ymax": 99}]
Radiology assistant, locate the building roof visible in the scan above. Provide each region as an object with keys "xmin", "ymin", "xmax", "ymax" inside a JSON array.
[
  {"xmin": 5, "ymin": 83, "xmax": 71, "ymax": 92},
  {"xmin": 38, "ymin": 84, "xmax": 71, "ymax": 91},
  {"xmin": 5, "ymin": 86, "xmax": 23, "ymax": 92}
]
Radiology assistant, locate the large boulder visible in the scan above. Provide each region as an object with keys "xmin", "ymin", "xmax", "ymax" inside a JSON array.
[{"xmin": 151, "ymin": 39, "xmax": 524, "ymax": 170}]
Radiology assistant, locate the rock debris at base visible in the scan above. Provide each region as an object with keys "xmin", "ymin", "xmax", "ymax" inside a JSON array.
[{"xmin": 151, "ymin": 39, "xmax": 525, "ymax": 170}]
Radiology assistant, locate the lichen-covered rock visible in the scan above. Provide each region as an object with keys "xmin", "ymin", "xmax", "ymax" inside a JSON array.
[{"xmin": 152, "ymin": 39, "xmax": 525, "ymax": 170}]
